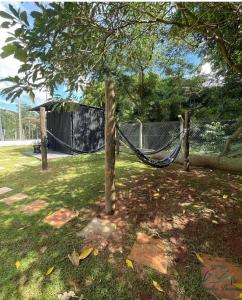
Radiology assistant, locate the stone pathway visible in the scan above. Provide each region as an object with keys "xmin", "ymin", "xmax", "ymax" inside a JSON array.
[
  {"xmin": 77, "ymin": 217, "xmax": 116, "ymax": 238},
  {"xmin": 0, "ymin": 187, "xmax": 12, "ymax": 195},
  {"xmin": 21, "ymin": 199, "xmax": 48, "ymax": 214},
  {"xmin": 1, "ymin": 193, "xmax": 28, "ymax": 205},
  {"xmin": 0, "ymin": 187, "xmax": 78, "ymax": 229},
  {"xmin": 44, "ymin": 208, "xmax": 77, "ymax": 228}
]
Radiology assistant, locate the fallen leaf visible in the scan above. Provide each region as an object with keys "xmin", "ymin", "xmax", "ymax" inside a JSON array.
[
  {"xmin": 46, "ymin": 266, "xmax": 54, "ymax": 276},
  {"xmin": 153, "ymin": 193, "xmax": 159, "ymax": 197},
  {"xmin": 111, "ymin": 223, "xmax": 117, "ymax": 230},
  {"xmin": 79, "ymin": 248, "xmax": 93, "ymax": 260},
  {"xmin": 212, "ymin": 220, "xmax": 218, "ymax": 224},
  {"xmin": 233, "ymin": 283, "xmax": 242, "ymax": 289},
  {"xmin": 58, "ymin": 291, "xmax": 76, "ymax": 300},
  {"xmin": 93, "ymin": 249, "xmax": 99, "ymax": 256},
  {"xmin": 15, "ymin": 261, "xmax": 20, "ymax": 269},
  {"xmin": 223, "ymin": 194, "xmax": 228, "ymax": 199},
  {"xmin": 68, "ymin": 250, "xmax": 80, "ymax": 266},
  {"xmin": 40, "ymin": 246, "xmax": 47, "ymax": 253},
  {"xmin": 195, "ymin": 253, "xmax": 204, "ymax": 264},
  {"xmin": 152, "ymin": 280, "xmax": 164, "ymax": 292},
  {"xmin": 240, "ymin": 293, "xmax": 242, "ymax": 299},
  {"xmin": 126, "ymin": 259, "xmax": 133, "ymax": 269}
]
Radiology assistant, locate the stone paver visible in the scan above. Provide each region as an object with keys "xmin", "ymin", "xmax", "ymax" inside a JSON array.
[
  {"xmin": 0, "ymin": 187, "xmax": 12, "ymax": 195},
  {"xmin": 128, "ymin": 232, "xmax": 170, "ymax": 274},
  {"xmin": 200, "ymin": 254, "xmax": 242, "ymax": 300},
  {"xmin": 77, "ymin": 217, "xmax": 116, "ymax": 238},
  {"xmin": 21, "ymin": 199, "xmax": 48, "ymax": 214},
  {"xmin": 0, "ymin": 193, "xmax": 28, "ymax": 205},
  {"xmin": 44, "ymin": 208, "xmax": 77, "ymax": 228}
]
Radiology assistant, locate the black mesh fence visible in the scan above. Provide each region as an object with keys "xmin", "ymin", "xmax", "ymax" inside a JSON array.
[
  {"xmin": 120, "ymin": 119, "xmax": 242, "ymax": 158},
  {"xmin": 190, "ymin": 119, "xmax": 242, "ymax": 157}
]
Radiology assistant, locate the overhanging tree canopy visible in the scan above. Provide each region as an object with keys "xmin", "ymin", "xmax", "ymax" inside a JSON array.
[{"xmin": 0, "ymin": 2, "xmax": 241, "ymax": 102}]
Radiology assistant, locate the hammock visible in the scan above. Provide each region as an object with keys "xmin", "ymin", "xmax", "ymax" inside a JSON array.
[
  {"xmin": 140, "ymin": 130, "xmax": 183, "ymax": 155},
  {"xmin": 47, "ymin": 130, "xmax": 104, "ymax": 154},
  {"xmin": 117, "ymin": 126, "xmax": 181, "ymax": 168}
]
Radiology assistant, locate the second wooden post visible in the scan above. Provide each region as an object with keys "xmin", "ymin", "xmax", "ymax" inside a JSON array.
[
  {"xmin": 40, "ymin": 106, "xmax": 48, "ymax": 170},
  {"xmin": 184, "ymin": 110, "xmax": 190, "ymax": 171},
  {"xmin": 105, "ymin": 79, "xmax": 116, "ymax": 214}
]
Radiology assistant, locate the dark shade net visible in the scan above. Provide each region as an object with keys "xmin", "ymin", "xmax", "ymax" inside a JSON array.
[{"xmin": 47, "ymin": 106, "xmax": 104, "ymax": 155}]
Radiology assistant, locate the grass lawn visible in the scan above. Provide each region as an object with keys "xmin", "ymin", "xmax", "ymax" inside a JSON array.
[{"xmin": 0, "ymin": 146, "xmax": 241, "ymax": 300}]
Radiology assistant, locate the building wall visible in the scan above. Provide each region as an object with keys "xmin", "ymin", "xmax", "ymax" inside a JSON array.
[{"xmin": 47, "ymin": 106, "xmax": 104, "ymax": 154}]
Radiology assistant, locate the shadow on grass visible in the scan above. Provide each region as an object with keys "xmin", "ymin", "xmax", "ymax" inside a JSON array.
[{"xmin": 0, "ymin": 148, "xmax": 241, "ymax": 299}]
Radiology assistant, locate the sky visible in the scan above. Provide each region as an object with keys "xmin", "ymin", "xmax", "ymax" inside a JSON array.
[{"xmin": 0, "ymin": 2, "xmax": 208, "ymax": 113}]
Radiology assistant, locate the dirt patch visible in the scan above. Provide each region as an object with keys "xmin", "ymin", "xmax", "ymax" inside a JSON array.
[{"xmin": 92, "ymin": 165, "xmax": 242, "ymax": 296}]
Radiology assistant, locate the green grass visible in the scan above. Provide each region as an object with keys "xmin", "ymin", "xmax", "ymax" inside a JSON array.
[
  {"xmin": 0, "ymin": 147, "xmax": 162, "ymax": 300},
  {"xmin": 0, "ymin": 146, "xmax": 241, "ymax": 300}
]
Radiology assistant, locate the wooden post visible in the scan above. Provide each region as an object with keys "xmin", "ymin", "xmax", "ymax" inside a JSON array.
[
  {"xmin": 178, "ymin": 114, "xmax": 184, "ymax": 144},
  {"xmin": 138, "ymin": 119, "xmax": 143, "ymax": 149},
  {"xmin": 184, "ymin": 110, "xmax": 190, "ymax": 171},
  {"xmin": 105, "ymin": 79, "xmax": 116, "ymax": 214},
  {"xmin": 40, "ymin": 106, "xmax": 48, "ymax": 170},
  {"xmin": 115, "ymin": 128, "xmax": 120, "ymax": 156}
]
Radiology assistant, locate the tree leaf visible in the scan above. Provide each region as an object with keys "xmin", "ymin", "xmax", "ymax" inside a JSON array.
[
  {"xmin": 46, "ymin": 266, "xmax": 54, "ymax": 275},
  {"xmin": 195, "ymin": 252, "xmax": 204, "ymax": 263},
  {"xmin": 79, "ymin": 248, "xmax": 93, "ymax": 260},
  {"xmin": 1, "ymin": 44, "xmax": 16, "ymax": 58},
  {"xmin": 152, "ymin": 280, "xmax": 164, "ymax": 292},
  {"xmin": 126, "ymin": 259, "xmax": 133, "ymax": 269},
  {"xmin": 233, "ymin": 283, "xmax": 242, "ymax": 289},
  {"xmin": 29, "ymin": 90, "xmax": 35, "ymax": 101},
  {"xmin": 9, "ymin": 4, "xmax": 19, "ymax": 18},
  {"xmin": 0, "ymin": 11, "xmax": 13, "ymax": 20},
  {"xmin": 5, "ymin": 37, "xmax": 15, "ymax": 43},
  {"xmin": 20, "ymin": 11, "xmax": 29, "ymax": 25},
  {"xmin": 14, "ymin": 48, "xmax": 27, "ymax": 62},
  {"xmin": 31, "ymin": 11, "xmax": 42, "ymax": 19},
  {"xmin": 15, "ymin": 260, "xmax": 20, "ymax": 269},
  {"xmin": 68, "ymin": 250, "xmax": 80, "ymax": 266},
  {"xmin": 1, "ymin": 21, "xmax": 10, "ymax": 28}
]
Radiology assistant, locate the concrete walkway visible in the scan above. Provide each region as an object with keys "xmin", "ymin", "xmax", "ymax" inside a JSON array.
[
  {"xmin": 23, "ymin": 149, "xmax": 72, "ymax": 160},
  {"xmin": 0, "ymin": 140, "xmax": 40, "ymax": 147}
]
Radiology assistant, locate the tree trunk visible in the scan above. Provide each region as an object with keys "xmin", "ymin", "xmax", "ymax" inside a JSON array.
[
  {"xmin": 223, "ymin": 126, "xmax": 242, "ymax": 156},
  {"xmin": 40, "ymin": 107, "xmax": 48, "ymax": 170},
  {"xmin": 105, "ymin": 79, "xmax": 116, "ymax": 214}
]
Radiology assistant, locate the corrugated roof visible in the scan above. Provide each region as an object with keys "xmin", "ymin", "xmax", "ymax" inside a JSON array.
[{"xmin": 30, "ymin": 100, "xmax": 103, "ymax": 112}]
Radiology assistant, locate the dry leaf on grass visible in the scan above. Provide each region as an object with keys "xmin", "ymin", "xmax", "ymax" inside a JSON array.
[
  {"xmin": 93, "ymin": 249, "xmax": 99, "ymax": 256},
  {"xmin": 46, "ymin": 266, "xmax": 54, "ymax": 276},
  {"xmin": 152, "ymin": 280, "xmax": 164, "ymax": 292},
  {"xmin": 223, "ymin": 194, "xmax": 228, "ymax": 199},
  {"xmin": 126, "ymin": 259, "xmax": 133, "ymax": 269},
  {"xmin": 195, "ymin": 253, "xmax": 204, "ymax": 264},
  {"xmin": 233, "ymin": 283, "xmax": 242, "ymax": 289},
  {"xmin": 68, "ymin": 250, "xmax": 80, "ymax": 266},
  {"xmin": 15, "ymin": 261, "xmax": 20, "ymax": 269},
  {"xmin": 58, "ymin": 291, "xmax": 77, "ymax": 300},
  {"xmin": 79, "ymin": 248, "xmax": 93, "ymax": 260}
]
